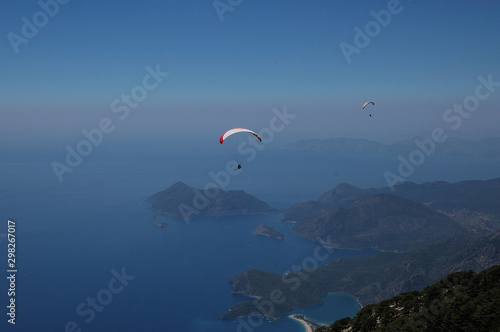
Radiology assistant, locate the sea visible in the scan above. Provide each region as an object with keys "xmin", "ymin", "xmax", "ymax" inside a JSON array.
[{"xmin": 1, "ymin": 137, "xmax": 500, "ymax": 331}]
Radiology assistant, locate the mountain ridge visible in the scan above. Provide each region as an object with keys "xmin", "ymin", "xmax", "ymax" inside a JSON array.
[{"xmin": 284, "ymin": 177, "xmax": 500, "ymax": 237}]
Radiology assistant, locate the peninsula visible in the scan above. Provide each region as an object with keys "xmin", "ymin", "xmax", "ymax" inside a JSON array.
[{"xmin": 148, "ymin": 181, "xmax": 278, "ymax": 221}]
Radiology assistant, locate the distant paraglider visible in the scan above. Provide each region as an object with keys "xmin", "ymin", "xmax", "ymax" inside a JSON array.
[
  {"xmin": 219, "ymin": 128, "xmax": 262, "ymax": 144},
  {"xmin": 362, "ymin": 101, "xmax": 374, "ymax": 109},
  {"xmin": 362, "ymin": 101, "xmax": 375, "ymax": 117}
]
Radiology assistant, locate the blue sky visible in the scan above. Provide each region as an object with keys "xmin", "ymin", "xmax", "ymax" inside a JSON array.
[{"xmin": 2, "ymin": 0, "xmax": 500, "ymax": 148}]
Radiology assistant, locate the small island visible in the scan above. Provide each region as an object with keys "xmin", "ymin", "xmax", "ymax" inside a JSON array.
[{"xmin": 253, "ymin": 224, "xmax": 284, "ymax": 241}]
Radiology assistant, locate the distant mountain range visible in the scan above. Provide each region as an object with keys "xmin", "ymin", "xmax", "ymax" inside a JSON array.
[
  {"xmin": 148, "ymin": 181, "xmax": 277, "ymax": 220},
  {"xmin": 282, "ymin": 137, "xmax": 500, "ymax": 157}
]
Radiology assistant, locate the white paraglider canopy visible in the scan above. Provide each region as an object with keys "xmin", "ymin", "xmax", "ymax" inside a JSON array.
[{"xmin": 219, "ymin": 128, "xmax": 262, "ymax": 144}]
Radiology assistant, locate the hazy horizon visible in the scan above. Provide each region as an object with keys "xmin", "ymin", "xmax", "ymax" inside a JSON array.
[
  {"xmin": 2, "ymin": 1, "xmax": 500, "ymax": 331},
  {"xmin": 2, "ymin": 1, "xmax": 500, "ymax": 151}
]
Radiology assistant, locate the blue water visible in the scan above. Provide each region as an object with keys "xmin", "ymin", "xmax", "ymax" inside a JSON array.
[
  {"xmin": 1, "ymin": 141, "xmax": 499, "ymax": 331},
  {"xmin": 289, "ymin": 293, "xmax": 362, "ymax": 329}
]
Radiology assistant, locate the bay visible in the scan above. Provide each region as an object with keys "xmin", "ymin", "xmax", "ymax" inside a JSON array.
[{"xmin": 1, "ymin": 140, "xmax": 499, "ymax": 331}]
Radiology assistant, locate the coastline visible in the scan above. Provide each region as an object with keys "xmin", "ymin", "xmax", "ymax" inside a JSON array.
[{"xmin": 288, "ymin": 314, "xmax": 320, "ymax": 332}]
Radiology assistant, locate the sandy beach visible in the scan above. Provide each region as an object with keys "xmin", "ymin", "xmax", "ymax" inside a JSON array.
[{"xmin": 288, "ymin": 314, "xmax": 317, "ymax": 332}]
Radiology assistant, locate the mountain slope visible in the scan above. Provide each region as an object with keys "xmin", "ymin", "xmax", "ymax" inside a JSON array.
[
  {"xmin": 293, "ymin": 194, "xmax": 465, "ymax": 252},
  {"xmin": 319, "ymin": 264, "xmax": 500, "ymax": 332},
  {"xmin": 283, "ymin": 178, "xmax": 500, "ymax": 236}
]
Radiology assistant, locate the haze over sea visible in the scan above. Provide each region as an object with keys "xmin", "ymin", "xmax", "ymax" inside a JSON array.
[
  {"xmin": 3, "ymin": 1, "xmax": 500, "ymax": 330},
  {"xmin": 1, "ymin": 138, "xmax": 500, "ymax": 332}
]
